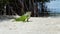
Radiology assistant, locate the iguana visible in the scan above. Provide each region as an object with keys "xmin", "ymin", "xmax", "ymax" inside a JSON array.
[{"xmin": 14, "ymin": 12, "xmax": 31, "ymax": 22}]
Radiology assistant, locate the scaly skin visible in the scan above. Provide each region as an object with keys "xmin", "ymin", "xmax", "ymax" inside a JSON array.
[{"xmin": 15, "ymin": 12, "xmax": 31, "ymax": 22}]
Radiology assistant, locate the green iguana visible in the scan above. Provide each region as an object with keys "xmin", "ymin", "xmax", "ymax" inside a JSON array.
[{"xmin": 15, "ymin": 12, "xmax": 31, "ymax": 22}]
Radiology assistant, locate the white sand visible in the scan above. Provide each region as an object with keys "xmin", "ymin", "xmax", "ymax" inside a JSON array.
[{"xmin": 0, "ymin": 17, "xmax": 60, "ymax": 34}]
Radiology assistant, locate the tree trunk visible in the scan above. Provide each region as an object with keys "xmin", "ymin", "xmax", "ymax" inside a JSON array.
[
  {"xmin": 29, "ymin": 0, "xmax": 34, "ymax": 17},
  {"xmin": 34, "ymin": 0, "xmax": 39, "ymax": 17},
  {"xmin": 40, "ymin": 2, "xmax": 49, "ymax": 17}
]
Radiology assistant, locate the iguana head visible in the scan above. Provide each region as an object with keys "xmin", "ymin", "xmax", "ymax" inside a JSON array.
[{"xmin": 24, "ymin": 12, "xmax": 31, "ymax": 17}]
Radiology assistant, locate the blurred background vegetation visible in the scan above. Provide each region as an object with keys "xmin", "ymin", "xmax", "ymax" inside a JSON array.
[{"xmin": 0, "ymin": 0, "xmax": 51, "ymax": 17}]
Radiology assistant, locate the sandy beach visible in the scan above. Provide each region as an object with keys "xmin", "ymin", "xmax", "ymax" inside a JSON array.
[{"xmin": 0, "ymin": 17, "xmax": 60, "ymax": 34}]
